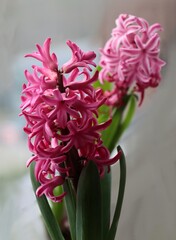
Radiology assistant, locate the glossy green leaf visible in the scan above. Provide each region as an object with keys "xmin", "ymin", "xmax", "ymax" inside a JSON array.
[
  {"xmin": 106, "ymin": 146, "xmax": 126, "ymax": 240},
  {"xmin": 76, "ymin": 161, "xmax": 102, "ymax": 240},
  {"xmin": 63, "ymin": 179, "xmax": 76, "ymax": 240},
  {"xmin": 100, "ymin": 168, "xmax": 111, "ymax": 240},
  {"xmin": 30, "ymin": 162, "xmax": 65, "ymax": 240}
]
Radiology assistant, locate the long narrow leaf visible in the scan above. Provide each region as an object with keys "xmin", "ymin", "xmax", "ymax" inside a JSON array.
[
  {"xmin": 100, "ymin": 168, "xmax": 111, "ymax": 240},
  {"xmin": 76, "ymin": 161, "xmax": 102, "ymax": 240},
  {"xmin": 106, "ymin": 146, "xmax": 126, "ymax": 240},
  {"xmin": 30, "ymin": 162, "xmax": 65, "ymax": 240},
  {"xmin": 63, "ymin": 179, "xmax": 76, "ymax": 240}
]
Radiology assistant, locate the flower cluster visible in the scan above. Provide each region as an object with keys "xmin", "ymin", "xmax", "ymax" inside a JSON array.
[
  {"xmin": 20, "ymin": 38, "xmax": 121, "ymax": 202},
  {"xmin": 99, "ymin": 14, "xmax": 165, "ymax": 106}
]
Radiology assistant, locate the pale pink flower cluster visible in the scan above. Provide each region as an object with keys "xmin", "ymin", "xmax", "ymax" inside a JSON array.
[
  {"xmin": 99, "ymin": 14, "xmax": 165, "ymax": 106},
  {"xmin": 20, "ymin": 38, "xmax": 121, "ymax": 202}
]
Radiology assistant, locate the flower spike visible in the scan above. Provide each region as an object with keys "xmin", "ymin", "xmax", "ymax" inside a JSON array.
[
  {"xmin": 20, "ymin": 38, "xmax": 121, "ymax": 201},
  {"xmin": 99, "ymin": 14, "xmax": 165, "ymax": 106}
]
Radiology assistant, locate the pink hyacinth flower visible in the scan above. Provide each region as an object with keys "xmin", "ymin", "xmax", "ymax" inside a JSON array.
[
  {"xmin": 20, "ymin": 38, "xmax": 121, "ymax": 202},
  {"xmin": 99, "ymin": 13, "xmax": 165, "ymax": 106}
]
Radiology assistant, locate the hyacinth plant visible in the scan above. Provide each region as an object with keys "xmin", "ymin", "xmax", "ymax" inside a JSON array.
[{"xmin": 20, "ymin": 14, "xmax": 165, "ymax": 240}]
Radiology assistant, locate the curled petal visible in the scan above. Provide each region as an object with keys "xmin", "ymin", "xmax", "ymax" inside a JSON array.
[
  {"xmin": 36, "ymin": 176, "xmax": 66, "ymax": 202},
  {"xmin": 62, "ymin": 40, "xmax": 96, "ymax": 73},
  {"xmin": 25, "ymin": 38, "xmax": 58, "ymax": 70}
]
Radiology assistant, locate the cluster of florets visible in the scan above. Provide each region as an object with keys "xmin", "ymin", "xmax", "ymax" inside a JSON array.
[
  {"xmin": 20, "ymin": 38, "xmax": 121, "ymax": 202},
  {"xmin": 99, "ymin": 14, "xmax": 165, "ymax": 106}
]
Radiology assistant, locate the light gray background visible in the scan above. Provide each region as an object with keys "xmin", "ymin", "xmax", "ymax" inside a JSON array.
[{"xmin": 0, "ymin": 1, "xmax": 176, "ymax": 239}]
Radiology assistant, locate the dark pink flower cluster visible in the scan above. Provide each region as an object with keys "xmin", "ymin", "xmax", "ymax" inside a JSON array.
[
  {"xmin": 20, "ymin": 38, "xmax": 121, "ymax": 202},
  {"xmin": 99, "ymin": 14, "xmax": 165, "ymax": 106}
]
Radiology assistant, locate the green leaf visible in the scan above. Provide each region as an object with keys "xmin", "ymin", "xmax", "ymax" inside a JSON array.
[
  {"xmin": 76, "ymin": 161, "xmax": 102, "ymax": 240},
  {"xmin": 100, "ymin": 168, "xmax": 111, "ymax": 240},
  {"xmin": 106, "ymin": 146, "xmax": 126, "ymax": 240},
  {"xmin": 63, "ymin": 179, "xmax": 76, "ymax": 240},
  {"xmin": 30, "ymin": 162, "xmax": 65, "ymax": 240}
]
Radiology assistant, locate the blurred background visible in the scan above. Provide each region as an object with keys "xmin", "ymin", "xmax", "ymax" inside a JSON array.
[{"xmin": 0, "ymin": 0, "xmax": 176, "ymax": 239}]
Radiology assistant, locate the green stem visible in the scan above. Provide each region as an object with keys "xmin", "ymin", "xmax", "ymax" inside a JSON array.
[
  {"xmin": 30, "ymin": 162, "xmax": 65, "ymax": 240},
  {"xmin": 51, "ymin": 186, "xmax": 64, "ymax": 223},
  {"xmin": 106, "ymin": 94, "xmax": 137, "ymax": 153}
]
